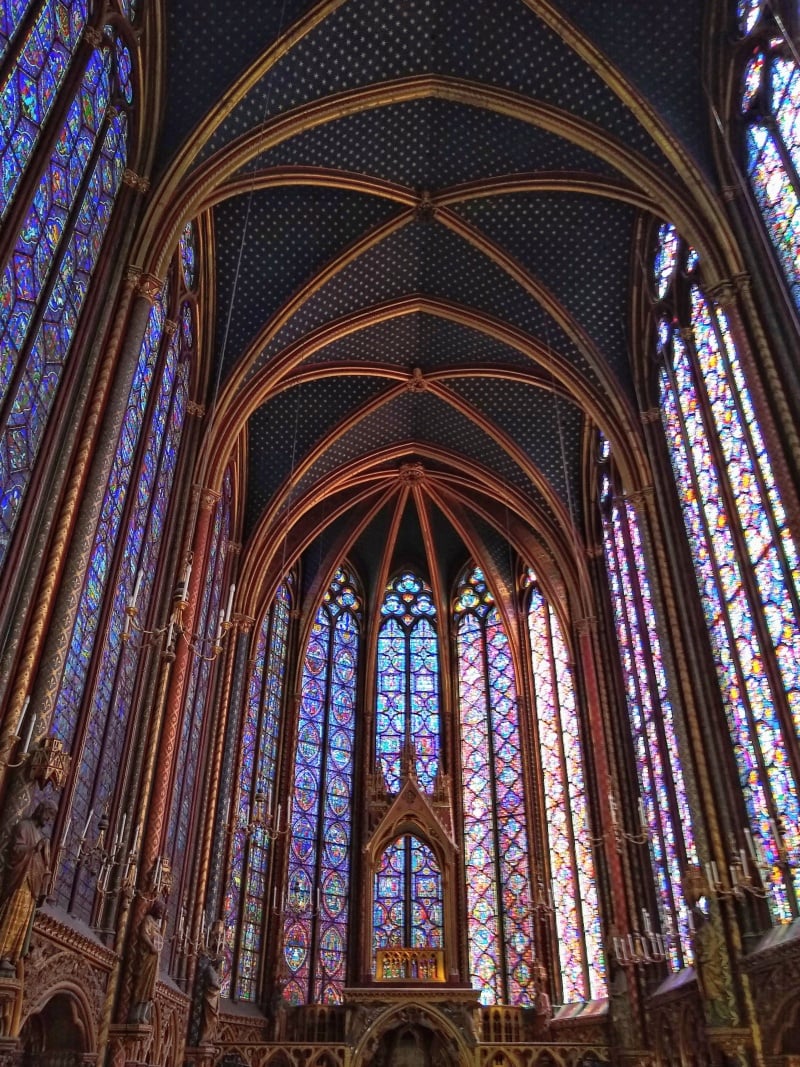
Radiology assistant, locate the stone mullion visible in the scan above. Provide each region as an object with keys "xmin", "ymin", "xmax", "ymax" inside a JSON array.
[{"xmin": 0, "ymin": 270, "xmax": 156, "ymax": 823}]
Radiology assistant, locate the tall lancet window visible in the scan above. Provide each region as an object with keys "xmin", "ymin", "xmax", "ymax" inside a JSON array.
[
  {"xmin": 455, "ymin": 566, "xmax": 535, "ymax": 1006},
  {"xmin": 598, "ymin": 435, "xmax": 698, "ymax": 968},
  {"xmin": 284, "ymin": 567, "xmax": 361, "ymax": 1005},
  {"xmin": 376, "ymin": 572, "xmax": 440, "ymax": 793},
  {"xmin": 0, "ymin": 16, "xmax": 134, "ymax": 569},
  {"xmin": 53, "ymin": 265, "xmax": 190, "ymax": 921},
  {"xmin": 223, "ymin": 578, "xmax": 292, "ymax": 1001},
  {"xmin": 738, "ymin": 0, "xmax": 800, "ymax": 309},
  {"xmin": 526, "ymin": 575, "xmax": 606, "ymax": 1002},
  {"xmin": 654, "ymin": 223, "xmax": 800, "ymax": 920}
]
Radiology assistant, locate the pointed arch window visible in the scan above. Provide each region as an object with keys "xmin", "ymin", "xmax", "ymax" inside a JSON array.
[
  {"xmin": 738, "ymin": 2, "xmax": 800, "ymax": 309},
  {"xmin": 455, "ymin": 566, "xmax": 535, "ymax": 1007},
  {"xmin": 283, "ymin": 567, "xmax": 361, "ymax": 1005},
  {"xmin": 0, "ymin": 21, "xmax": 133, "ymax": 570},
  {"xmin": 373, "ymin": 835, "xmax": 443, "ymax": 953},
  {"xmin": 653, "ymin": 223, "xmax": 800, "ymax": 920},
  {"xmin": 376, "ymin": 572, "xmax": 440, "ymax": 793},
  {"xmin": 526, "ymin": 576, "xmax": 606, "ymax": 1002},
  {"xmin": 222, "ymin": 578, "xmax": 292, "ymax": 1001},
  {"xmin": 598, "ymin": 436, "xmax": 698, "ymax": 968},
  {"xmin": 52, "ymin": 266, "xmax": 191, "ymax": 920}
]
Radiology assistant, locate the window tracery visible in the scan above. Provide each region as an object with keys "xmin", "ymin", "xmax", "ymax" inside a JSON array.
[
  {"xmin": 653, "ymin": 222, "xmax": 800, "ymax": 920},
  {"xmin": 283, "ymin": 567, "xmax": 361, "ymax": 1005},
  {"xmin": 597, "ymin": 436, "xmax": 697, "ymax": 968},
  {"xmin": 222, "ymin": 578, "xmax": 292, "ymax": 1001},
  {"xmin": 0, "ymin": 21, "xmax": 132, "ymax": 569},
  {"xmin": 738, "ymin": 2, "xmax": 800, "ymax": 309},
  {"xmin": 526, "ymin": 575, "xmax": 606, "ymax": 1001},
  {"xmin": 455, "ymin": 565, "xmax": 535, "ymax": 1006},
  {"xmin": 373, "ymin": 835, "xmax": 443, "ymax": 954},
  {"xmin": 376, "ymin": 572, "xmax": 440, "ymax": 794}
]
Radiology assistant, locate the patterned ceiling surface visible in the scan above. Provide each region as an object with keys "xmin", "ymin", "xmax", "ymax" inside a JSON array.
[{"xmin": 155, "ymin": 0, "xmax": 715, "ymax": 588}]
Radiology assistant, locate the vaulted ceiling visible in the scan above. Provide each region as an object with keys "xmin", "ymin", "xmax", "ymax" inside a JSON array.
[{"xmin": 142, "ymin": 0, "xmax": 725, "ymax": 616}]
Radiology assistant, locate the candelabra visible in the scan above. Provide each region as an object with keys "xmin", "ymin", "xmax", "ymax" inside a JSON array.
[
  {"xmin": 612, "ymin": 911, "xmax": 672, "ymax": 968},
  {"xmin": 593, "ymin": 790, "xmax": 649, "ymax": 851},
  {"xmin": 280, "ymin": 875, "xmax": 322, "ymax": 918},
  {"xmin": 238, "ymin": 790, "xmax": 290, "ymax": 844},
  {"xmin": 122, "ymin": 555, "xmax": 236, "ymax": 663},
  {"xmin": 54, "ymin": 807, "xmax": 142, "ymax": 902}
]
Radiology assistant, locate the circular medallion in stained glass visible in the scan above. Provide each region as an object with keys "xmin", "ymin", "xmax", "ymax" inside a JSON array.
[
  {"xmin": 323, "ymin": 824, "xmax": 349, "ymax": 867},
  {"xmin": 320, "ymin": 926, "xmax": 344, "ymax": 970},
  {"xmin": 653, "ymin": 222, "xmax": 679, "ymax": 298},
  {"xmin": 326, "ymin": 774, "xmax": 350, "ymax": 816},
  {"xmin": 116, "ymin": 38, "xmax": 133, "ymax": 103},
  {"xmin": 283, "ymin": 926, "xmax": 308, "ymax": 971}
]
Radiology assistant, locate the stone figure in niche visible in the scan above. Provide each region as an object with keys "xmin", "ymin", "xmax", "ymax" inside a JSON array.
[
  {"xmin": 0, "ymin": 799, "xmax": 58, "ymax": 975},
  {"xmin": 198, "ymin": 953, "xmax": 222, "ymax": 1043},
  {"xmin": 128, "ymin": 899, "xmax": 166, "ymax": 1023}
]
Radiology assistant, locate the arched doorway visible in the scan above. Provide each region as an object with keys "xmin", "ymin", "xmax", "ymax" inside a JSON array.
[
  {"xmin": 373, "ymin": 1022, "xmax": 458, "ymax": 1067},
  {"xmin": 20, "ymin": 991, "xmax": 90, "ymax": 1066}
]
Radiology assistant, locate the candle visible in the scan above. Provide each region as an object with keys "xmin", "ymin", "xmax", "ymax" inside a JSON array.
[
  {"xmin": 638, "ymin": 797, "xmax": 647, "ymax": 831},
  {"xmin": 225, "ymin": 584, "xmax": 236, "ymax": 622},
  {"xmin": 131, "ymin": 824, "xmax": 140, "ymax": 853},
  {"xmin": 15, "ymin": 695, "xmax": 30, "ymax": 736},
  {"xmin": 21, "ymin": 714, "xmax": 36, "ymax": 753},
  {"xmin": 182, "ymin": 558, "xmax": 192, "ymax": 593},
  {"xmin": 216, "ymin": 609, "xmax": 225, "ymax": 642},
  {"xmin": 83, "ymin": 809, "xmax": 94, "ymax": 840},
  {"xmin": 60, "ymin": 815, "xmax": 71, "ymax": 849},
  {"xmin": 710, "ymin": 860, "xmax": 719, "ymax": 886},
  {"xmin": 166, "ymin": 618, "xmax": 175, "ymax": 649},
  {"xmin": 131, "ymin": 569, "xmax": 143, "ymax": 609},
  {"xmin": 745, "ymin": 827, "xmax": 757, "ymax": 861},
  {"xmin": 276, "ymin": 803, "xmax": 282, "ymax": 830}
]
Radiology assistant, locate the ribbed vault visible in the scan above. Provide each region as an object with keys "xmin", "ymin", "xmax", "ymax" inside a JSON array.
[{"xmin": 144, "ymin": 0, "xmax": 733, "ymax": 615}]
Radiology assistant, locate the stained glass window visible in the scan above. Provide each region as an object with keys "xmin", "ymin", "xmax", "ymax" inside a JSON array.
[
  {"xmin": 598, "ymin": 438, "xmax": 697, "ymax": 969},
  {"xmin": 527, "ymin": 579, "xmax": 606, "ymax": 1002},
  {"xmin": 740, "ymin": 10, "xmax": 800, "ymax": 309},
  {"xmin": 1, "ymin": 0, "xmax": 89, "ymax": 218},
  {"xmin": 654, "ymin": 224, "xmax": 800, "ymax": 920},
  {"xmin": 166, "ymin": 462, "xmax": 232, "ymax": 945},
  {"xmin": 455, "ymin": 566, "xmax": 535, "ymax": 1007},
  {"xmin": 373, "ymin": 836, "xmax": 443, "ymax": 953},
  {"xmin": 0, "ymin": 0, "xmax": 36, "ymax": 61},
  {"xmin": 283, "ymin": 567, "xmax": 361, "ymax": 1005},
  {"xmin": 0, "ymin": 28, "xmax": 130, "ymax": 569},
  {"xmin": 180, "ymin": 220, "xmax": 198, "ymax": 291},
  {"xmin": 222, "ymin": 579, "xmax": 292, "ymax": 1001},
  {"xmin": 376, "ymin": 572, "xmax": 440, "ymax": 793},
  {"xmin": 52, "ymin": 280, "xmax": 192, "ymax": 917}
]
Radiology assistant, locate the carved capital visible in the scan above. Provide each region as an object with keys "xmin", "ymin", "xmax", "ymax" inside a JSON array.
[
  {"xmin": 640, "ymin": 407, "xmax": 661, "ymax": 425},
  {"xmin": 84, "ymin": 25, "xmax": 103, "ymax": 48},
  {"xmin": 224, "ymin": 540, "xmax": 242, "ymax": 556},
  {"xmin": 585, "ymin": 543, "xmax": 604, "ymax": 559},
  {"xmin": 125, "ymin": 264, "xmax": 143, "ymax": 286},
  {"xmin": 163, "ymin": 318, "xmax": 179, "ymax": 338},
  {"xmin": 721, "ymin": 184, "xmax": 739, "ymax": 203},
  {"xmin": 186, "ymin": 400, "xmax": 205, "ymax": 418},
  {"xmin": 136, "ymin": 273, "xmax": 163, "ymax": 305},
  {"xmin": 232, "ymin": 613, "xmax": 255, "ymax": 634},
  {"xmin": 705, "ymin": 278, "xmax": 738, "ymax": 308},
  {"xmin": 575, "ymin": 616, "xmax": 597, "ymax": 636},
  {"xmin": 192, "ymin": 485, "xmax": 221, "ymax": 511},
  {"xmin": 625, "ymin": 485, "xmax": 655, "ymax": 509},
  {"xmin": 122, "ymin": 169, "xmax": 151, "ymax": 194}
]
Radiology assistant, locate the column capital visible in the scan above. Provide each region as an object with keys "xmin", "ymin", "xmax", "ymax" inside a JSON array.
[
  {"xmin": 575, "ymin": 616, "xmax": 597, "ymax": 636},
  {"xmin": 136, "ymin": 273, "xmax": 163, "ymax": 305},
  {"xmin": 122, "ymin": 169, "xmax": 151, "ymax": 194},
  {"xmin": 186, "ymin": 400, "xmax": 205, "ymax": 418},
  {"xmin": 192, "ymin": 485, "xmax": 221, "ymax": 511}
]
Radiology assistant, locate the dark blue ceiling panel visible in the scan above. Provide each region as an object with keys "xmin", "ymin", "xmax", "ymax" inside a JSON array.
[
  {"xmin": 244, "ymin": 374, "xmax": 389, "ymax": 538},
  {"xmin": 212, "ymin": 186, "xmax": 401, "ymax": 378},
  {"xmin": 239, "ymin": 100, "xmax": 619, "ymax": 190},
  {"xmin": 157, "ymin": 0, "xmax": 315, "ymax": 173},
  {"xmin": 443, "ymin": 375, "xmax": 585, "ymax": 526},
  {"xmin": 552, "ymin": 0, "xmax": 712, "ymax": 175},
  {"xmin": 197, "ymin": 0, "xmax": 669, "ymax": 170},
  {"xmin": 452, "ymin": 192, "xmax": 636, "ymax": 391},
  {"xmin": 300, "ymin": 312, "xmax": 541, "ymax": 374},
  {"xmin": 247, "ymin": 220, "xmax": 595, "ymax": 385}
]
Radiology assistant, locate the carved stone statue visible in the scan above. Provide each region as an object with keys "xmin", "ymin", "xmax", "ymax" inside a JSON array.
[
  {"xmin": 198, "ymin": 954, "xmax": 222, "ymax": 1044},
  {"xmin": 128, "ymin": 899, "xmax": 166, "ymax": 1023},
  {"xmin": 0, "ymin": 799, "xmax": 57, "ymax": 975}
]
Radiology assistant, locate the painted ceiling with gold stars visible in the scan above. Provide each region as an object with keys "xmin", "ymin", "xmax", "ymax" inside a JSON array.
[{"xmin": 143, "ymin": 0, "xmax": 717, "ymax": 608}]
